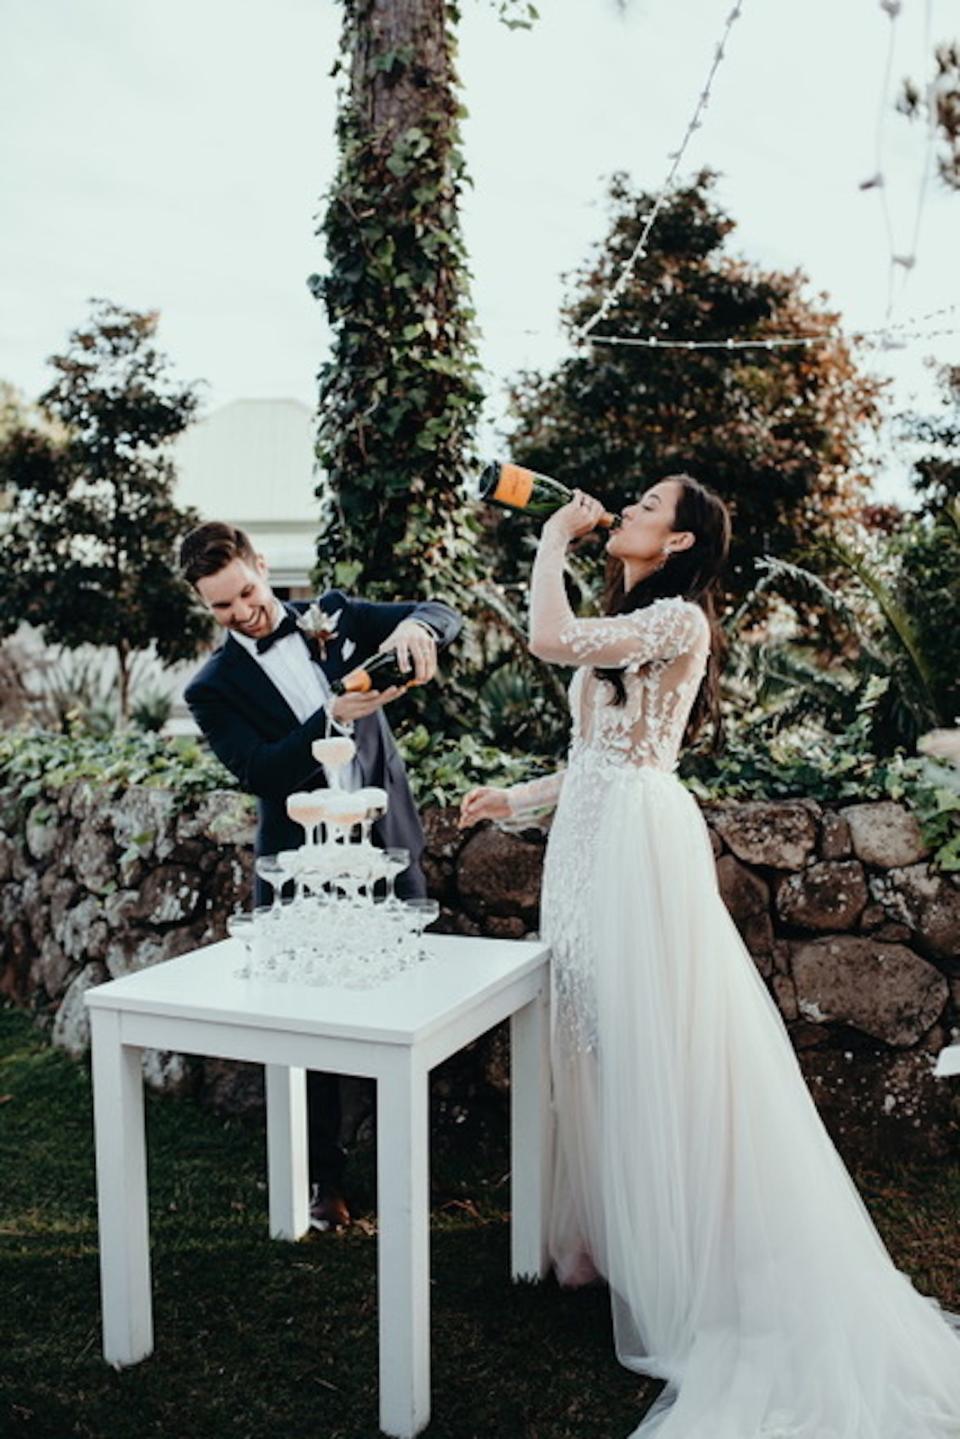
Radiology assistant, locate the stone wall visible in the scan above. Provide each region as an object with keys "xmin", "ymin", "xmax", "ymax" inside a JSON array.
[
  {"xmin": 1, "ymin": 783, "xmax": 958, "ymax": 1163},
  {"xmin": 0, "ymin": 782, "xmax": 255, "ymax": 1102}
]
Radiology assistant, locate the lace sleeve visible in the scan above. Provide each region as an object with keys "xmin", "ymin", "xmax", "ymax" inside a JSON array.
[
  {"xmin": 528, "ymin": 530, "xmax": 707, "ymax": 669},
  {"xmin": 506, "ymin": 770, "xmax": 565, "ymax": 820},
  {"xmin": 543, "ymin": 597, "xmax": 707, "ymax": 669}
]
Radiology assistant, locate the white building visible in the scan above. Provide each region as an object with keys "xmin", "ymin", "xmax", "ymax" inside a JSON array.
[
  {"xmin": 173, "ymin": 397, "xmax": 320, "ymax": 598},
  {"xmin": 0, "ymin": 397, "xmax": 324, "ymax": 733},
  {"xmin": 160, "ymin": 397, "xmax": 323, "ymax": 730}
]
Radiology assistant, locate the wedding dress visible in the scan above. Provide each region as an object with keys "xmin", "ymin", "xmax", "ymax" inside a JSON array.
[{"xmin": 507, "ymin": 594, "xmax": 960, "ymax": 1439}]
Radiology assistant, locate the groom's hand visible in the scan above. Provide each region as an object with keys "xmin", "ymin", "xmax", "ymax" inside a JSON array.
[
  {"xmin": 381, "ymin": 620, "xmax": 438, "ymax": 682},
  {"xmin": 331, "ymin": 687, "xmax": 405, "ymax": 724}
]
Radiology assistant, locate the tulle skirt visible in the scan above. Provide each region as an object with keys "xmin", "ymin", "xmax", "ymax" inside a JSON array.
[{"xmin": 541, "ymin": 758, "xmax": 960, "ymax": 1438}]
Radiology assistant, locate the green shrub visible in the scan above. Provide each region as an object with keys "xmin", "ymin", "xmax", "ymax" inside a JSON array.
[
  {"xmin": 0, "ymin": 728, "xmax": 241, "ymax": 816},
  {"xmin": 2, "ymin": 723, "xmax": 954, "ymax": 873},
  {"xmin": 396, "ymin": 725, "xmax": 556, "ymax": 810},
  {"xmin": 682, "ymin": 725, "xmax": 960, "ymax": 871}
]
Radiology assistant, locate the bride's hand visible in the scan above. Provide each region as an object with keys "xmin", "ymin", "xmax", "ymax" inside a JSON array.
[
  {"xmin": 459, "ymin": 785, "xmax": 512, "ymax": 829},
  {"xmin": 543, "ymin": 489, "xmax": 607, "ymax": 541}
]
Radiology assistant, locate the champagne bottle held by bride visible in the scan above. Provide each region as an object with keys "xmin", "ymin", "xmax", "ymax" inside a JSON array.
[{"xmin": 479, "ymin": 460, "xmax": 619, "ymax": 528}]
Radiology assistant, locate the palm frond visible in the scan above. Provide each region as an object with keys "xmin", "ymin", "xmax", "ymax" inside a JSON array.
[
  {"xmin": 733, "ymin": 555, "xmax": 875, "ymax": 655},
  {"xmin": 827, "ymin": 540, "xmax": 942, "ymax": 723}
]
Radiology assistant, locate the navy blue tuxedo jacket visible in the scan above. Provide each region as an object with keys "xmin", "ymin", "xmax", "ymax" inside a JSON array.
[{"xmin": 184, "ymin": 590, "xmax": 462, "ymax": 881}]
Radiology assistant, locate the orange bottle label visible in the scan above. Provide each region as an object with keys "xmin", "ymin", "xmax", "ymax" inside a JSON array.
[
  {"xmin": 343, "ymin": 668, "xmax": 373, "ymax": 694},
  {"xmin": 342, "ymin": 666, "xmax": 417, "ymax": 694},
  {"xmin": 492, "ymin": 463, "xmax": 535, "ymax": 509}
]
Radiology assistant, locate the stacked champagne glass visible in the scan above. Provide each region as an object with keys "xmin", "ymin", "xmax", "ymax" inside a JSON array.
[{"xmin": 228, "ymin": 736, "xmax": 438, "ymax": 989}]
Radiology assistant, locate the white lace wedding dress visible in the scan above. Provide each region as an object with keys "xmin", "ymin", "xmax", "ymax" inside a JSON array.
[{"xmin": 507, "ymin": 594, "xmax": 960, "ymax": 1439}]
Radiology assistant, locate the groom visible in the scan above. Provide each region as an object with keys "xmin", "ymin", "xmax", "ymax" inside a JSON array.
[{"xmin": 179, "ymin": 520, "xmax": 462, "ymax": 1230}]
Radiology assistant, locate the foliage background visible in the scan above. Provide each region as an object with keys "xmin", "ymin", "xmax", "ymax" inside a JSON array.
[{"xmin": 503, "ymin": 172, "xmax": 884, "ymax": 601}]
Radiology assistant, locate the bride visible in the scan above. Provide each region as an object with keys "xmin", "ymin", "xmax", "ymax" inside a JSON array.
[{"xmin": 460, "ymin": 477, "xmax": 960, "ymax": 1438}]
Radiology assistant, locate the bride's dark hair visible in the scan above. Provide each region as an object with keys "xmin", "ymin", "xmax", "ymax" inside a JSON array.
[{"xmin": 595, "ymin": 474, "xmax": 731, "ymax": 745}]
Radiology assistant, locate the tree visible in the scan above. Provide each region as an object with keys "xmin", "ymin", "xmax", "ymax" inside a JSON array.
[
  {"xmin": 900, "ymin": 42, "xmax": 960, "ymax": 191},
  {"xmin": 0, "ymin": 382, "xmax": 30, "ymax": 441},
  {"xmin": 901, "ymin": 364, "xmax": 960, "ymax": 517},
  {"xmin": 733, "ymin": 518, "xmax": 958, "ymax": 759},
  {"xmin": 0, "ymin": 381, "xmax": 64, "ymax": 447},
  {"xmin": 0, "ymin": 301, "xmax": 212, "ymax": 726},
  {"xmin": 309, "ymin": 0, "xmax": 484, "ymax": 602},
  {"xmin": 502, "ymin": 171, "xmax": 885, "ymax": 602},
  {"xmin": 722, "ymin": 366, "xmax": 960, "ymax": 758},
  {"xmin": 897, "ymin": 364, "xmax": 960, "ymax": 724}
]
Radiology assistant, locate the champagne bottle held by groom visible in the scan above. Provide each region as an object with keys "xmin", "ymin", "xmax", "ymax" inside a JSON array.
[{"xmin": 179, "ymin": 521, "xmax": 462, "ymax": 1231}]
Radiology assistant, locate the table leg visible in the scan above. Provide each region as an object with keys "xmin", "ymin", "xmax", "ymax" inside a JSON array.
[
  {"xmin": 265, "ymin": 1064, "xmax": 309, "ymax": 1240},
  {"xmin": 90, "ymin": 1009, "xmax": 153, "ymax": 1366},
  {"xmin": 510, "ymin": 985, "xmax": 551, "ymax": 1281},
  {"xmin": 376, "ymin": 1052, "xmax": 430, "ymax": 1438}
]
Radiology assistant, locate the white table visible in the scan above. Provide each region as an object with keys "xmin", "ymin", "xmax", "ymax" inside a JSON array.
[{"xmin": 85, "ymin": 934, "xmax": 551, "ymax": 1437}]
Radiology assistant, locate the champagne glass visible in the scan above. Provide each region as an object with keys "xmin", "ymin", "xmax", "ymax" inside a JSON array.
[
  {"xmin": 226, "ymin": 911, "xmax": 255, "ymax": 977},
  {"xmin": 311, "ymin": 735, "xmax": 357, "ymax": 792},
  {"xmin": 273, "ymin": 848, "xmax": 298, "ymax": 895},
  {"xmin": 277, "ymin": 847, "xmax": 306, "ymax": 910},
  {"xmin": 251, "ymin": 903, "xmax": 277, "ymax": 978},
  {"xmin": 404, "ymin": 897, "xmax": 440, "ymax": 933},
  {"xmin": 312, "ymin": 788, "xmax": 353, "ymax": 852},
  {"xmin": 253, "ymin": 856, "xmax": 286, "ymax": 973},
  {"xmin": 354, "ymin": 786, "xmax": 388, "ymax": 848},
  {"xmin": 324, "ymin": 791, "xmax": 367, "ymax": 847},
  {"xmin": 255, "ymin": 854, "xmax": 286, "ymax": 912},
  {"xmin": 287, "ymin": 791, "xmax": 327, "ymax": 849},
  {"xmin": 402, "ymin": 897, "xmax": 441, "ymax": 957},
  {"xmin": 305, "ymin": 792, "xmax": 334, "ymax": 848},
  {"xmin": 343, "ymin": 794, "xmax": 374, "ymax": 903},
  {"xmin": 381, "ymin": 847, "xmax": 410, "ymax": 910}
]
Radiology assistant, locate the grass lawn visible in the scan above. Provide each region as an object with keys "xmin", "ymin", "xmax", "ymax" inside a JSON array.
[{"xmin": 1, "ymin": 1003, "xmax": 958, "ymax": 1439}]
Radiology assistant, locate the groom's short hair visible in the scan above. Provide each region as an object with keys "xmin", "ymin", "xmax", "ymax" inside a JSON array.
[{"xmin": 179, "ymin": 521, "xmax": 258, "ymax": 587}]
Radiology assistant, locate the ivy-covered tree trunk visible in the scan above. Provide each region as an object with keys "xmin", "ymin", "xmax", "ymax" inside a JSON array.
[{"xmin": 310, "ymin": 0, "xmax": 483, "ymax": 601}]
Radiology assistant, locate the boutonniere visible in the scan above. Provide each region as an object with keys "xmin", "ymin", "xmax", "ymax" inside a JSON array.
[{"xmin": 297, "ymin": 603, "xmax": 341, "ymax": 661}]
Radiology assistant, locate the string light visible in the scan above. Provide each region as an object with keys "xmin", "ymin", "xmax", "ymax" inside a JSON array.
[
  {"xmin": 902, "ymin": 0, "xmax": 938, "ymax": 293},
  {"xmin": 572, "ymin": 2, "xmax": 745, "ymax": 343},
  {"xmin": 585, "ymin": 326, "xmax": 959, "ymax": 352},
  {"xmin": 554, "ymin": 2, "xmax": 945, "ymax": 359},
  {"xmin": 868, "ymin": 0, "xmax": 937, "ymax": 318},
  {"xmin": 583, "ymin": 302, "xmax": 960, "ymax": 353},
  {"xmin": 871, "ymin": 0, "xmax": 901, "ymax": 317}
]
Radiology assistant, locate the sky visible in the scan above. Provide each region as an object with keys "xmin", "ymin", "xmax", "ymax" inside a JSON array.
[{"xmin": 1, "ymin": 0, "xmax": 958, "ymax": 504}]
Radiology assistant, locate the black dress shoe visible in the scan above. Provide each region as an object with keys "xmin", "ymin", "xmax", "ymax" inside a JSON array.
[{"xmin": 309, "ymin": 1184, "xmax": 351, "ymax": 1232}]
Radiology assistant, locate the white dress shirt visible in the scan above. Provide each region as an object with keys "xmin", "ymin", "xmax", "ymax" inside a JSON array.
[{"xmin": 231, "ymin": 600, "xmax": 362, "ymax": 791}]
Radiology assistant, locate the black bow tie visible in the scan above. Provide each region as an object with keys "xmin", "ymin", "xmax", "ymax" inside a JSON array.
[{"xmin": 256, "ymin": 611, "xmax": 300, "ymax": 655}]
